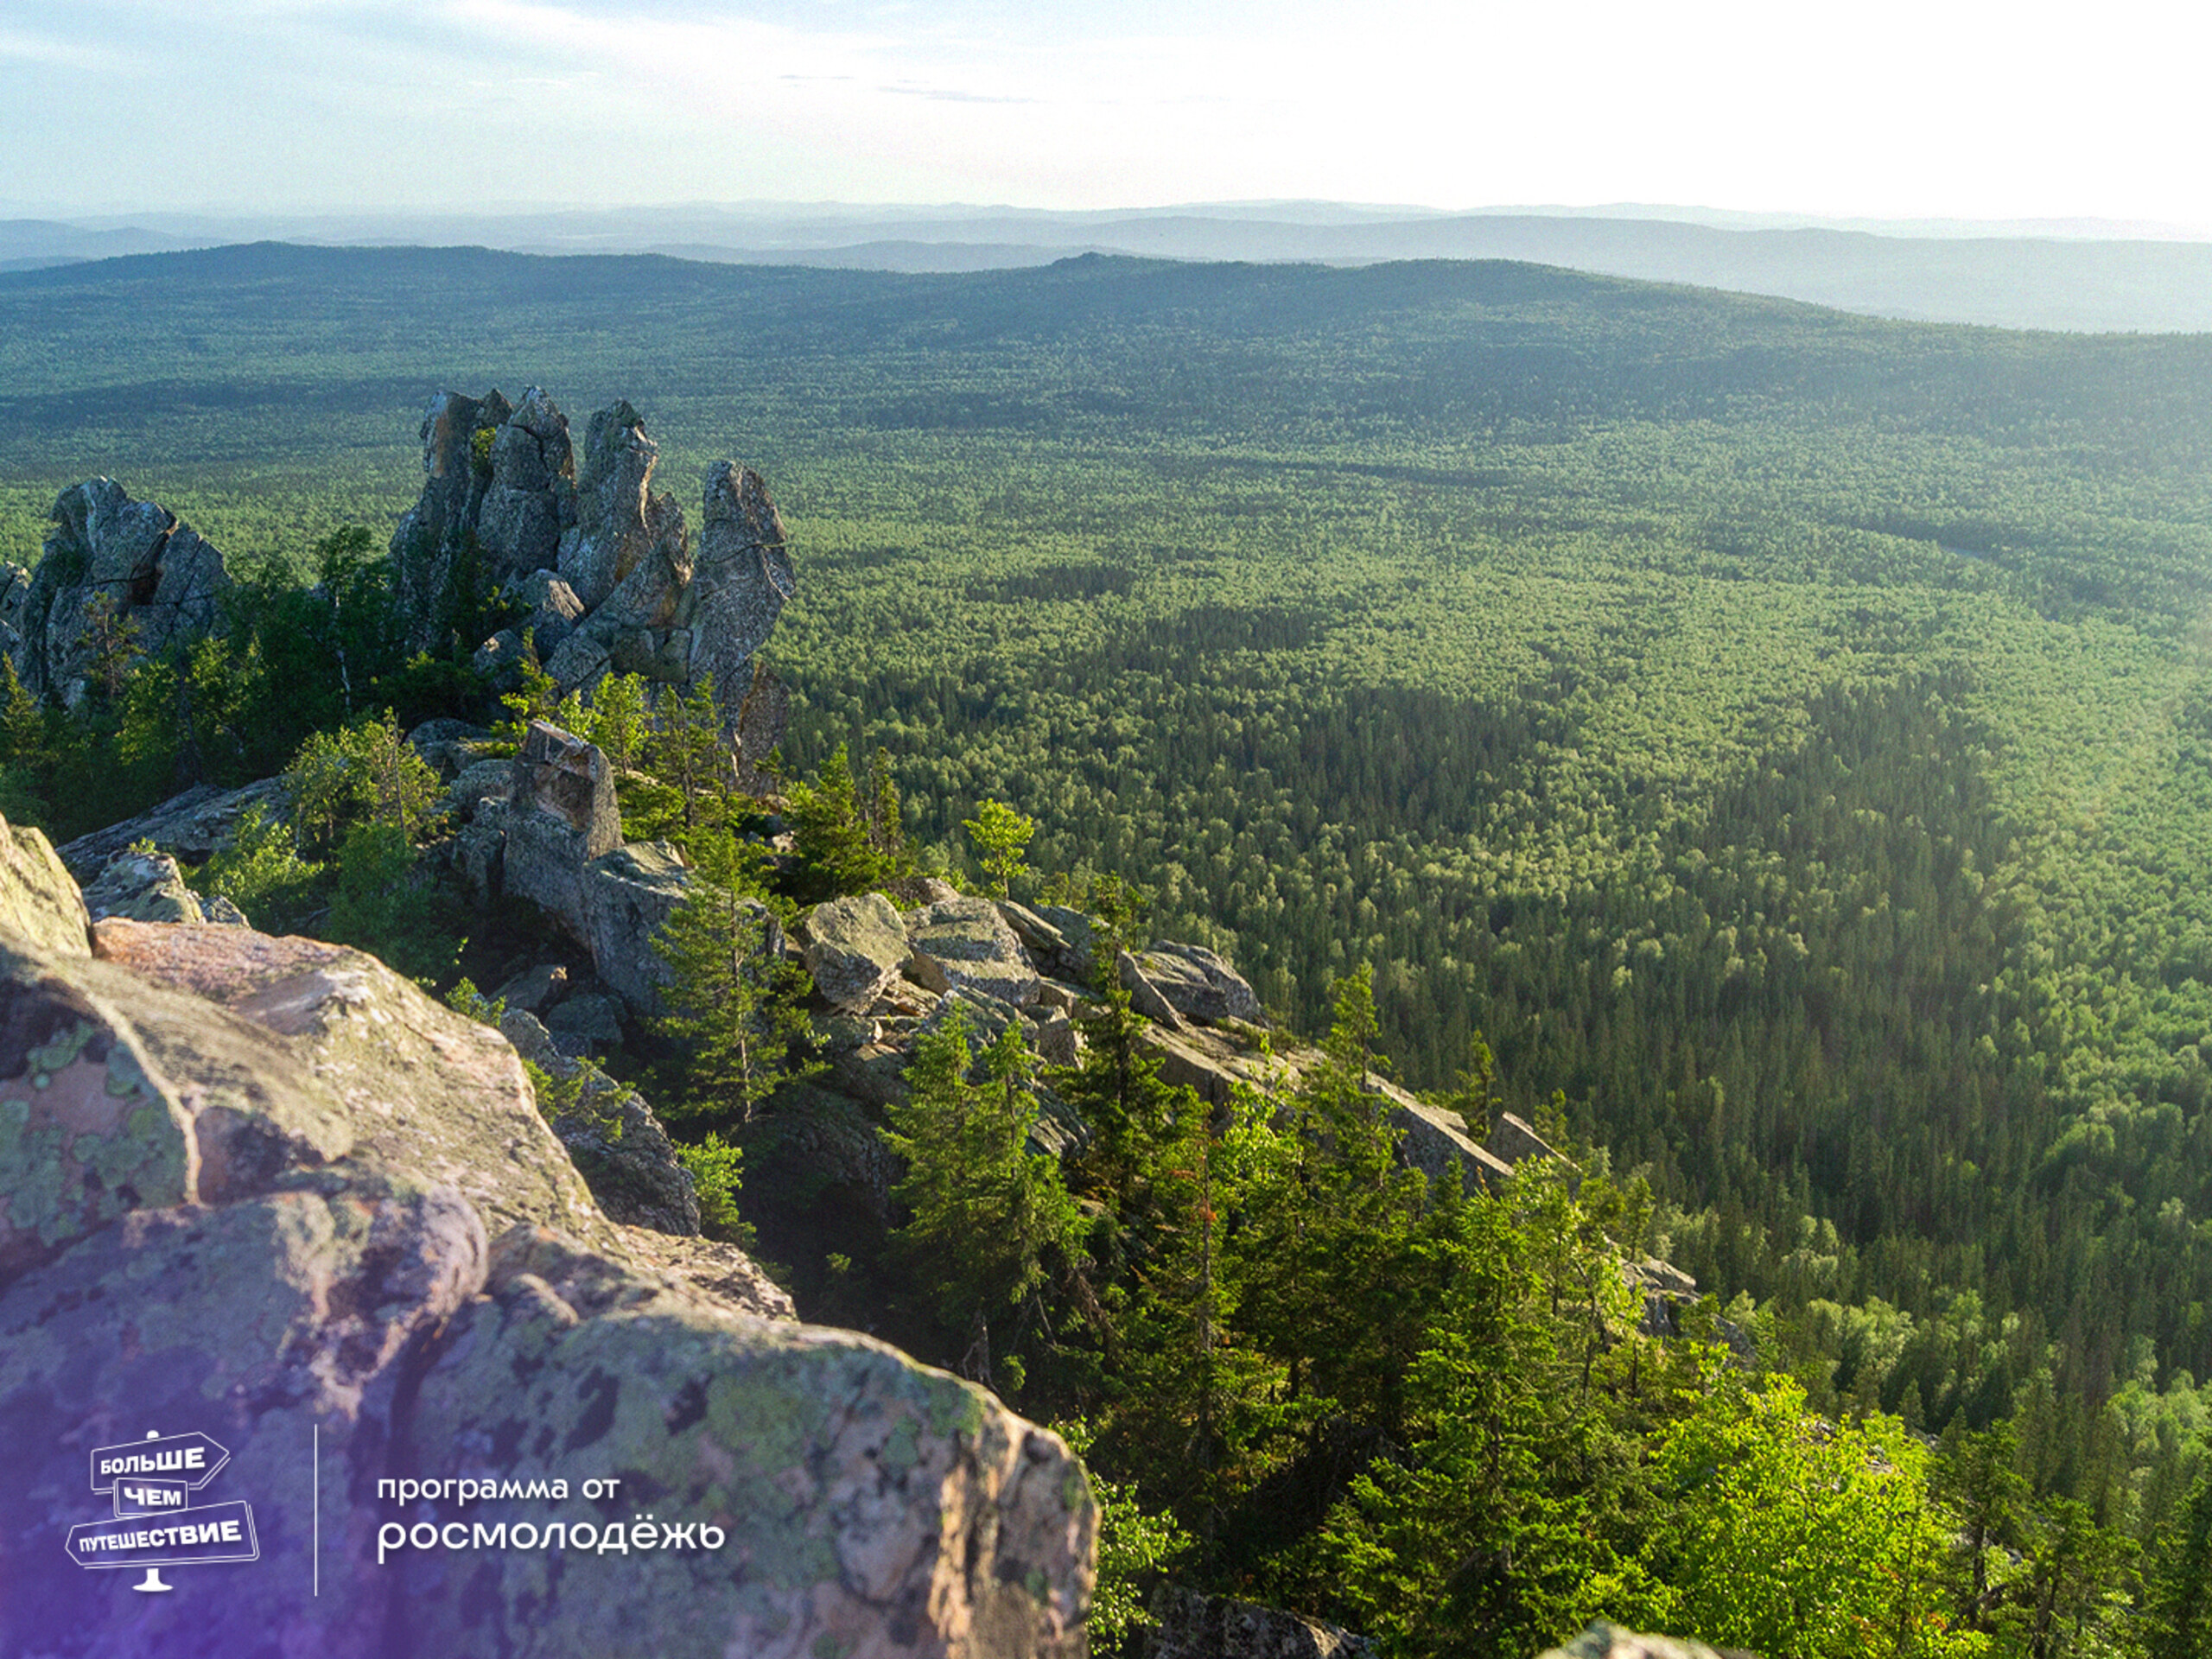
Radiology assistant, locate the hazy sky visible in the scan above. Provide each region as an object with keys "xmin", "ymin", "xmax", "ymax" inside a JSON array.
[{"xmin": 6, "ymin": 0, "xmax": 2209, "ymax": 223}]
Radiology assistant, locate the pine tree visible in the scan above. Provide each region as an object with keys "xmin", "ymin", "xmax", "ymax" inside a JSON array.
[
  {"xmin": 652, "ymin": 826, "xmax": 815, "ymax": 1121},
  {"xmin": 645, "ymin": 673, "xmax": 729, "ymax": 837},
  {"xmin": 881, "ymin": 1011, "xmax": 1082, "ymax": 1390},
  {"xmin": 786, "ymin": 743, "xmax": 891, "ymax": 899}
]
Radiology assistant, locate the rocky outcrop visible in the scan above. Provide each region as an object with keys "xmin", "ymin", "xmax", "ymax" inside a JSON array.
[
  {"xmin": 54, "ymin": 774, "xmax": 288, "ymax": 879},
  {"xmin": 563, "ymin": 397, "xmax": 680, "ymax": 610},
  {"xmin": 388, "ymin": 388, "xmax": 795, "ymax": 746},
  {"xmin": 582, "ymin": 838, "xmax": 699, "ymax": 1013},
  {"xmin": 1146, "ymin": 1586, "xmax": 1373, "ymax": 1659},
  {"xmin": 679, "ymin": 459, "xmax": 798, "ymax": 722},
  {"xmin": 0, "ymin": 822, "xmax": 1094, "ymax": 1659},
  {"xmin": 10, "ymin": 479, "xmax": 228, "ymax": 706}
]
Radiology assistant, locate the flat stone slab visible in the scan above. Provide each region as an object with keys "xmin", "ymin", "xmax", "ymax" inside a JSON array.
[{"xmin": 902, "ymin": 894, "xmax": 1040, "ymax": 1006}]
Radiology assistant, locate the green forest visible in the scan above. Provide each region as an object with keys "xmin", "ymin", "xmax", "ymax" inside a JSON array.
[{"xmin": 3, "ymin": 244, "xmax": 2212, "ymax": 1655}]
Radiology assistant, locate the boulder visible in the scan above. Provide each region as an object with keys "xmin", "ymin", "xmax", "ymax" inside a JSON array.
[
  {"xmin": 0, "ymin": 813, "xmax": 89, "ymax": 957},
  {"xmin": 472, "ymin": 624, "xmax": 528, "ymax": 678},
  {"xmin": 582, "ymin": 838, "xmax": 697, "ymax": 1014},
  {"xmin": 1031, "ymin": 1006, "xmax": 1079, "ymax": 1067},
  {"xmin": 54, "ymin": 777, "xmax": 291, "ymax": 880},
  {"xmin": 906, "ymin": 895, "xmax": 1042, "ymax": 1007},
  {"xmin": 678, "ymin": 461, "xmax": 797, "ymax": 735},
  {"xmin": 442, "ymin": 754, "xmax": 515, "ymax": 819},
  {"xmin": 15, "ymin": 479, "xmax": 228, "ymax": 705},
  {"xmin": 405, "ymin": 715, "xmax": 494, "ymax": 782},
  {"xmin": 1146, "ymin": 1586, "xmax": 1374, "ymax": 1659},
  {"xmin": 804, "ymin": 892, "xmax": 912, "ymax": 1012},
  {"xmin": 1017, "ymin": 901, "xmax": 1101, "ymax": 982},
  {"xmin": 0, "ymin": 854, "xmax": 1094, "ymax": 1659},
  {"xmin": 79, "ymin": 845, "xmax": 205, "ymax": 924},
  {"xmin": 1136, "ymin": 941, "xmax": 1264, "ymax": 1026}
]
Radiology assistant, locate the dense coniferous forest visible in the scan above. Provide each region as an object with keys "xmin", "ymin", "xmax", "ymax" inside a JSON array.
[{"xmin": 5, "ymin": 244, "xmax": 2212, "ymax": 1652}]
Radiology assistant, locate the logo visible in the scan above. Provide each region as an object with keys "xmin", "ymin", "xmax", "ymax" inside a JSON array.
[{"xmin": 67, "ymin": 1430, "xmax": 258, "ymax": 1592}]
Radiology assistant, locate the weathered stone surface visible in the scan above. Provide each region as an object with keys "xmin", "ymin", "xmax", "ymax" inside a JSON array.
[
  {"xmin": 1383, "ymin": 1087, "xmax": 1513, "ymax": 1194},
  {"xmin": 906, "ymin": 896, "xmax": 1042, "ymax": 1007},
  {"xmin": 79, "ymin": 845, "xmax": 205, "ymax": 924},
  {"xmin": 1136, "ymin": 941, "xmax": 1264, "ymax": 1026},
  {"xmin": 805, "ymin": 893, "xmax": 912, "ymax": 1012},
  {"xmin": 1540, "ymin": 1624, "xmax": 1758, "ymax": 1659},
  {"xmin": 1031, "ymin": 1006, "xmax": 1079, "ymax": 1067},
  {"xmin": 405, "ymin": 715, "xmax": 495, "ymax": 782},
  {"xmin": 1119, "ymin": 950, "xmax": 1190, "ymax": 1033},
  {"xmin": 389, "ymin": 387, "xmax": 506, "ymax": 649},
  {"xmin": 393, "ymin": 1228, "xmax": 1090, "ymax": 1659},
  {"xmin": 582, "ymin": 838, "xmax": 696, "ymax": 1014},
  {"xmin": 0, "ymin": 813, "xmax": 89, "ymax": 957},
  {"xmin": 735, "ymin": 658, "xmax": 793, "ymax": 793},
  {"xmin": 1488, "ymin": 1109, "xmax": 1566, "ymax": 1169},
  {"xmin": 443, "ymin": 754, "xmax": 515, "ymax": 818},
  {"xmin": 472, "ymin": 624, "xmax": 528, "ymax": 677},
  {"xmin": 1140, "ymin": 1024, "xmax": 1249, "ymax": 1109},
  {"xmin": 616, "ymin": 1224, "xmax": 798, "ymax": 1321},
  {"xmin": 474, "ymin": 386, "xmax": 575, "ymax": 579},
  {"xmin": 1146, "ymin": 1586, "xmax": 1374, "ymax": 1659},
  {"xmin": 89, "ymin": 918, "xmax": 602, "ymax": 1246},
  {"xmin": 1021, "ymin": 902, "xmax": 1101, "ymax": 982},
  {"xmin": 54, "ymin": 774, "xmax": 289, "ymax": 877},
  {"xmin": 505, "ymin": 720, "xmax": 623, "ymax": 931},
  {"xmin": 562, "ymin": 398, "xmax": 678, "ymax": 611},
  {"xmin": 680, "ymin": 461, "xmax": 796, "ymax": 735},
  {"xmin": 15, "ymin": 478, "xmax": 228, "ymax": 705},
  {"xmin": 919, "ymin": 982, "xmax": 1027, "ymax": 1055},
  {"xmin": 504, "ymin": 1008, "xmax": 696, "ymax": 1236},
  {"xmin": 0, "ymin": 863, "xmax": 1093, "ymax": 1658}
]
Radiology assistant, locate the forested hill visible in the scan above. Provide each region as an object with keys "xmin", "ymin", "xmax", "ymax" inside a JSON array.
[{"xmin": 6, "ymin": 245, "xmax": 2212, "ymax": 1618}]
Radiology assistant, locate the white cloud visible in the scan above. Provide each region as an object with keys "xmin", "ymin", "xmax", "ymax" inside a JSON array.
[{"xmin": 4, "ymin": 0, "xmax": 2212, "ymax": 220}]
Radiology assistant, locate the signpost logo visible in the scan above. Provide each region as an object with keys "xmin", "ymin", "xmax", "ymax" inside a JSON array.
[{"xmin": 67, "ymin": 1431, "xmax": 259, "ymax": 1592}]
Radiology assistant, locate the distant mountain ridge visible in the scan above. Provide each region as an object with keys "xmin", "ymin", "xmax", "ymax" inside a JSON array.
[{"xmin": 8, "ymin": 203, "xmax": 2212, "ymax": 333}]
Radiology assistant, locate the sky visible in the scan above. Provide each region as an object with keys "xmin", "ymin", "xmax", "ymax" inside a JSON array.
[{"xmin": 6, "ymin": 0, "xmax": 2211, "ymax": 226}]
